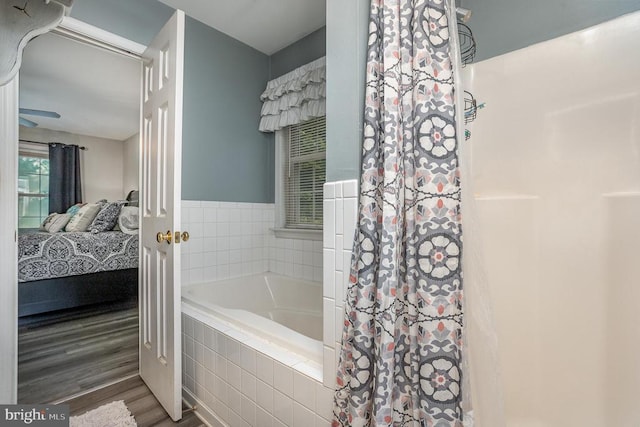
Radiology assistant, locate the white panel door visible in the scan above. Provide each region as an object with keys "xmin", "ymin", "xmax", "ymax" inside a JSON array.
[{"xmin": 139, "ymin": 10, "xmax": 185, "ymax": 421}]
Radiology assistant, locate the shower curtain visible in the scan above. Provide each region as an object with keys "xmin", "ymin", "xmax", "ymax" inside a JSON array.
[{"xmin": 333, "ymin": 0, "xmax": 464, "ymax": 426}]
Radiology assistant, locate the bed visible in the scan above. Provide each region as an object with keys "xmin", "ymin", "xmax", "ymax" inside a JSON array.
[{"xmin": 18, "ymin": 230, "xmax": 139, "ymax": 317}]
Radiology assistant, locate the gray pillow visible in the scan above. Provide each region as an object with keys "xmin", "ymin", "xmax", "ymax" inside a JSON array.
[{"xmin": 89, "ymin": 201, "xmax": 126, "ymax": 233}]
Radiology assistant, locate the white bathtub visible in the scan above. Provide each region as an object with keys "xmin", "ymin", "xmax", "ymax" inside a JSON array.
[
  {"xmin": 182, "ymin": 273, "xmax": 323, "ymax": 362},
  {"xmin": 181, "ymin": 273, "xmax": 331, "ymax": 426}
]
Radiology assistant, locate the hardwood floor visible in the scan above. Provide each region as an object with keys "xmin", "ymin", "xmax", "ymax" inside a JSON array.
[
  {"xmin": 19, "ymin": 304, "xmax": 204, "ymax": 426},
  {"xmin": 62, "ymin": 376, "xmax": 204, "ymax": 427},
  {"xmin": 18, "ymin": 304, "xmax": 139, "ymax": 404}
]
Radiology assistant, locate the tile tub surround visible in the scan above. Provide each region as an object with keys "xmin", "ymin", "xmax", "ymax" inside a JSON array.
[
  {"xmin": 181, "ymin": 201, "xmax": 322, "ymax": 285},
  {"xmin": 182, "ymin": 310, "xmax": 334, "ymax": 427},
  {"xmin": 322, "ymin": 180, "xmax": 359, "ymax": 387},
  {"xmin": 180, "ymin": 180, "xmax": 358, "ymax": 425},
  {"xmin": 268, "ymin": 235, "xmax": 323, "ymax": 283}
]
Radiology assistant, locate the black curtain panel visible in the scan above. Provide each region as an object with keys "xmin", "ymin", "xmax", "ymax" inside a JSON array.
[{"xmin": 49, "ymin": 143, "xmax": 82, "ymax": 213}]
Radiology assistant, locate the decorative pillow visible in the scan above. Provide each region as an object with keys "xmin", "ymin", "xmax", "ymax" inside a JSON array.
[
  {"xmin": 89, "ymin": 201, "xmax": 126, "ymax": 233},
  {"xmin": 66, "ymin": 203, "xmax": 86, "ymax": 218},
  {"xmin": 118, "ymin": 206, "xmax": 139, "ymax": 235},
  {"xmin": 40, "ymin": 213, "xmax": 71, "ymax": 233},
  {"xmin": 40, "ymin": 213, "xmax": 56, "ymax": 231},
  {"xmin": 65, "ymin": 203, "xmax": 102, "ymax": 232}
]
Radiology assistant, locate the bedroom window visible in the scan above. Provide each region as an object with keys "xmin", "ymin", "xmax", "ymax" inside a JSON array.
[
  {"xmin": 18, "ymin": 153, "xmax": 49, "ymax": 229},
  {"xmin": 282, "ymin": 116, "xmax": 326, "ymax": 231}
]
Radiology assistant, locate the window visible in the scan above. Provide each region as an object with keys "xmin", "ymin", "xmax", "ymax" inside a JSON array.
[
  {"xmin": 18, "ymin": 152, "xmax": 49, "ymax": 229},
  {"xmin": 282, "ymin": 116, "xmax": 326, "ymax": 231}
]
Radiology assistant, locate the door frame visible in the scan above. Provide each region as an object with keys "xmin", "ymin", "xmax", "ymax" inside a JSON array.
[
  {"xmin": 55, "ymin": 17, "xmax": 146, "ymax": 57},
  {"xmin": 1, "ymin": 17, "xmax": 161, "ymax": 403},
  {"xmin": 0, "ymin": 76, "xmax": 19, "ymax": 404}
]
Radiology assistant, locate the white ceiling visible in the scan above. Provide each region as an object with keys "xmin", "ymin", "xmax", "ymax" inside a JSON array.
[
  {"xmin": 19, "ymin": 32, "xmax": 140, "ymax": 141},
  {"xmin": 158, "ymin": 0, "xmax": 326, "ymax": 55},
  {"xmin": 18, "ymin": 1, "xmax": 325, "ymax": 142}
]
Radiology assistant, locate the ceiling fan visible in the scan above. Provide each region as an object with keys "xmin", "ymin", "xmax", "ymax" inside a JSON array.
[{"xmin": 19, "ymin": 108, "xmax": 61, "ymax": 128}]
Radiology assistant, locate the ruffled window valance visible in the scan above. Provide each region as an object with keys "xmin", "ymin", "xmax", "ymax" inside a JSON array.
[{"xmin": 259, "ymin": 57, "xmax": 325, "ymax": 133}]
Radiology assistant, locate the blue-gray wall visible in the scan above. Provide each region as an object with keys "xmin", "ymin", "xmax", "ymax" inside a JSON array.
[
  {"xmin": 325, "ymin": 0, "xmax": 369, "ymax": 182},
  {"xmin": 182, "ymin": 17, "xmax": 273, "ymax": 202},
  {"xmin": 70, "ymin": 0, "xmax": 173, "ymax": 46},
  {"xmin": 68, "ymin": 0, "xmax": 275, "ymax": 203},
  {"xmin": 270, "ymin": 27, "xmax": 326, "ymax": 78},
  {"xmin": 323, "ymin": 0, "xmax": 640, "ymax": 182},
  {"xmin": 68, "ymin": 0, "xmax": 328, "ymax": 200},
  {"xmin": 460, "ymin": 0, "xmax": 640, "ymax": 62},
  {"xmin": 63, "ymin": 0, "xmax": 640, "ymax": 193}
]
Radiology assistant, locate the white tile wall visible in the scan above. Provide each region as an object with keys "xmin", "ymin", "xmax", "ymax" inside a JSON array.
[
  {"xmin": 322, "ymin": 180, "xmax": 358, "ymax": 388},
  {"xmin": 267, "ymin": 235, "xmax": 323, "ymax": 282},
  {"xmin": 181, "ymin": 201, "xmax": 322, "ymax": 285},
  {"xmin": 181, "ymin": 179, "xmax": 357, "ymax": 424},
  {"xmin": 182, "ymin": 312, "xmax": 334, "ymax": 427},
  {"xmin": 181, "ymin": 201, "xmax": 272, "ymax": 285}
]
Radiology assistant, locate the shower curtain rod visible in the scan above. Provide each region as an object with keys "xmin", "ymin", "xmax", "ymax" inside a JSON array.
[{"xmin": 19, "ymin": 139, "xmax": 87, "ymax": 150}]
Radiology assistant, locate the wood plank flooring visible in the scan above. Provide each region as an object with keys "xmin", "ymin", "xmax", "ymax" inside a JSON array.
[
  {"xmin": 62, "ymin": 376, "xmax": 204, "ymax": 427},
  {"xmin": 19, "ymin": 305, "xmax": 204, "ymax": 426},
  {"xmin": 18, "ymin": 305, "xmax": 139, "ymax": 404}
]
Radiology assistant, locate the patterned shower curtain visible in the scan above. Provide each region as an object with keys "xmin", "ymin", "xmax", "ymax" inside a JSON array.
[{"xmin": 333, "ymin": 0, "xmax": 463, "ymax": 426}]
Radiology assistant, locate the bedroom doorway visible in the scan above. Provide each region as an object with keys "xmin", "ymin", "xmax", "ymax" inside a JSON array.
[
  {"xmin": 12, "ymin": 11, "xmax": 186, "ymax": 420},
  {"xmin": 16, "ymin": 26, "xmax": 142, "ymax": 404},
  {"xmin": 13, "ymin": 18, "xmax": 144, "ymax": 409}
]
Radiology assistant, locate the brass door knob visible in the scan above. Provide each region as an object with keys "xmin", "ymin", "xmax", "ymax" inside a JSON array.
[
  {"xmin": 156, "ymin": 230, "xmax": 172, "ymax": 244},
  {"xmin": 181, "ymin": 231, "xmax": 189, "ymax": 242}
]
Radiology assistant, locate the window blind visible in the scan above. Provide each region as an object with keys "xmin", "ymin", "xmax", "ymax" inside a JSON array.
[{"xmin": 284, "ymin": 116, "xmax": 326, "ymax": 229}]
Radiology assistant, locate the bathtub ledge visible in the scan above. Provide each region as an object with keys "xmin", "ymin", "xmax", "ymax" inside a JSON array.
[{"xmin": 182, "ymin": 301, "xmax": 323, "ymax": 383}]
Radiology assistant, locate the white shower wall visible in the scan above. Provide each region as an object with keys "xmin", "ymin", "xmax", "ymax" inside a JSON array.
[
  {"xmin": 465, "ymin": 12, "xmax": 640, "ymax": 427},
  {"xmin": 181, "ymin": 201, "xmax": 322, "ymax": 286}
]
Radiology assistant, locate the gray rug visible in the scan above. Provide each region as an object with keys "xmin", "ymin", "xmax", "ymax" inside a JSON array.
[{"xmin": 69, "ymin": 400, "xmax": 137, "ymax": 427}]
